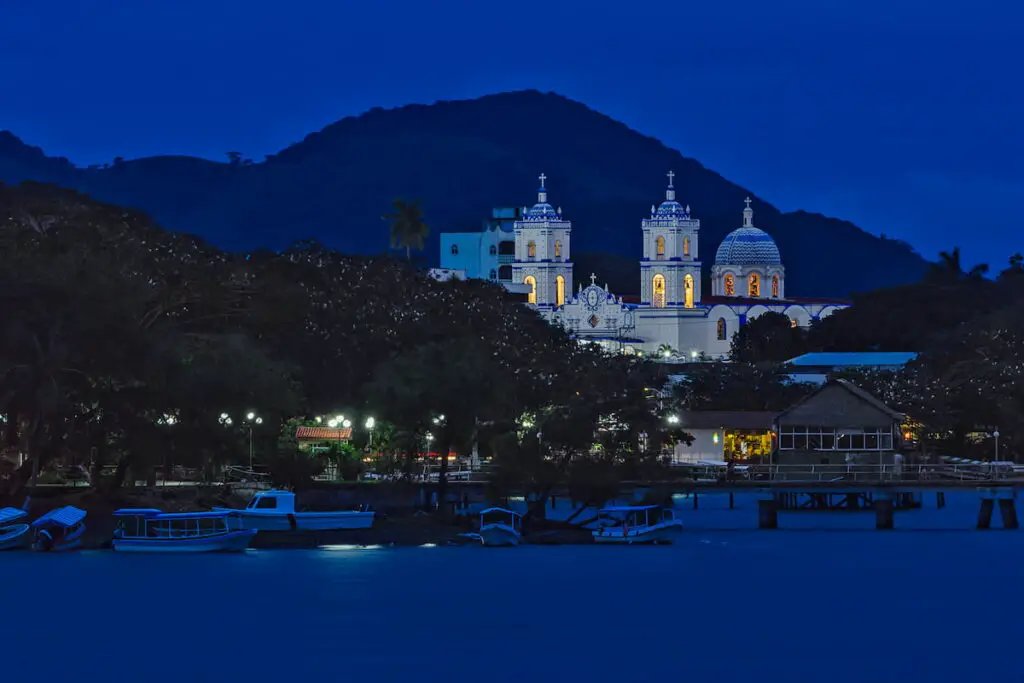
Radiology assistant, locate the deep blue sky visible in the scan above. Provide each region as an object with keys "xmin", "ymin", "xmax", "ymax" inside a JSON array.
[{"xmin": 1, "ymin": 0, "xmax": 1021, "ymax": 268}]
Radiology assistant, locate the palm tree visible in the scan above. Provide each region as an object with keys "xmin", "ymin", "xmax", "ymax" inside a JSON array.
[
  {"xmin": 929, "ymin": 247, "xmax": 989, "ymax": 283},
  {"xmin": 382, "ymin": 199, "xmax": 429, "ymax": 260}
]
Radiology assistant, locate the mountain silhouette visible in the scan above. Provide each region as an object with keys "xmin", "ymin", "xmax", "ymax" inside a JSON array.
[{"xmin": 0, "ymin": 90, "xmax": 927, "ymax": 297}]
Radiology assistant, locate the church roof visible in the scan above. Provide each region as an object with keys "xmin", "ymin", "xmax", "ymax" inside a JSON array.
[
  {"xmin": 650, "ymin": 170, "xmax": 691, "ymax": 219},
  {"xmin": 520, "ymin": 173, "xmax": 567, "ymax": 223},
  {"xmin": 715, "ymin": 227, "xmax": 781, "ymax": 265},
  {"xmin": 714, "ymin": 198, "xmax": 782, "ymax": 266}
]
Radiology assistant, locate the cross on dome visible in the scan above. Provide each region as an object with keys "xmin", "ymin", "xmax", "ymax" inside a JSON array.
[
  {"xmin": 538, "ymin": 173, "xmax": 547, "ymax": 189},
  {"xmin": 667, "ymin": 170, "xmax": 675, "ymax": 188},
  {"xmin": 744, "ymin": 197, "xmax": 752, "ymax": 209},
  {"xmin": 665, "ymin": 170, "xmax": 677, "ymax": 202},
  {"xmin": 589, "ymin": 273, "xmax": 597, "ymax": 285}
]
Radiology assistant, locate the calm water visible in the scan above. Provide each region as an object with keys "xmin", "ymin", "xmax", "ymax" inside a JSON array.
[{"xmin": 2, "ymin": 493, "xmax": 1021, "ymax": 682}]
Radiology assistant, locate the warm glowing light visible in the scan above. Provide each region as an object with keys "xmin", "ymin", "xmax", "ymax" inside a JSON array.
[
  {"xmin": 365, "ymin": 417, "xmax": 376, "ymax": 429},
  {"xmin": 712, "ymin": 432, "xmax": 720, "ymax": 444}
]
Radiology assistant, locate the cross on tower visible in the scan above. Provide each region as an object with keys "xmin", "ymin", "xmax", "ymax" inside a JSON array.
[
  {"xmin": 538, "ymin": 173, "xmax": 547, "ymax": 188},
  {"xmin": 744, "ymin": 196, "xmax": 752, "ymax": 209},
  {"xmin": 589, "ymin": 273, "xmax": 597, "ymax": 285},
  {"xmin": 667, "ymin": 170, "xmax": 675, "ymax": 188}
]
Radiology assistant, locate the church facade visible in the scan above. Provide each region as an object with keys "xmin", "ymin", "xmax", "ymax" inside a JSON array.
[{"xmin": 448, "ymin": 173, "xmax": 849, "ymax": 359}]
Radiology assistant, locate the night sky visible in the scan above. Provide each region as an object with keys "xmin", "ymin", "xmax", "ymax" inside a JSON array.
[{"xmin": 1, "ymin": 0, "xmax": 1020, "ymax": 268}]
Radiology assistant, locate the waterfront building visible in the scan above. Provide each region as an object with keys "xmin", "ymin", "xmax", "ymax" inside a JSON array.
[
  {"xmin": 439, "ymin": 173, "xmax": 850, "ymax": 358},
  {"xmin": 672, "ymin": 410, "xmax": 777, "ymax": 463}
]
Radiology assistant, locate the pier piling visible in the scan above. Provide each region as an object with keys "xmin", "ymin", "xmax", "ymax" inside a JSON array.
[
  {"xmin": 977, "ymin": 498, "xmax": 995, "ymax": 529},
  {"xmin": 936, "ymin": 492, "xmax": 945, "ymax": 509},
  {"xmin": 873, "ymin": 495, "xmax": 894, "ymax": 530},
  {"xmin": 728, "ymin": 492, "xmax": 734, "ymax": 510},
  {"xmin": 757, "ymin": 498, "xmax": 778, "ymax": 529}
]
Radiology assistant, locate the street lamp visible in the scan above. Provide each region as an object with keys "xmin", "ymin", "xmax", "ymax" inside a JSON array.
[
  {"xmin": 667, "ymin": 415, "xmax": 680, "ymax": 425},
  {"xmin": 364, "ymin": 417, "xmax": 376, "ymax": 449},
  {"xmin": 245, "ymin": 412, "xmax": 263, "ymax": 471}
]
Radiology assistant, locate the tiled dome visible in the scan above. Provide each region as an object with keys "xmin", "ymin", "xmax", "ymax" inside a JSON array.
[{"xmin": 715, "ymin": 227, "xmax": 782, "ymax": 265}]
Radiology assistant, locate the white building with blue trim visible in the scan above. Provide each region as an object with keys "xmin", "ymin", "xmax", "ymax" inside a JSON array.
[{"xmin": 442, "ymin": 173, "xmax": 850, "ymax": 358}]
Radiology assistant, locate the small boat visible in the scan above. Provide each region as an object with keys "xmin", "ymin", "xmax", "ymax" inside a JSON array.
[
  {"xmin": 0, "ymin": 507, "xmax": 32, "ymax": 550},
  {"xmin": 112, "ymin": 509, "xmax": 257, "ymax": 553},
  {"xmin": 592, "ymin": 505, "xmax": 682, "ymax": 545},
  {"xmin": 213, "ymin": 490, "xmax": 375, "ymax": 532},
  {"xmin": 478, "ymin": 507, "xmax": 522, "ymax": 547},
  {"xmin": 31, "ymin": 506, "xmax": 87, "ymax": 551}
]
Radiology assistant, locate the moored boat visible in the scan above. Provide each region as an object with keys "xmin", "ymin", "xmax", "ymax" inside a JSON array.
[
  {"xmin": 31, "ymin": 506, "xmax": 87, "ymax": 551},
  {"xmin": 112, "ymin": 509, "xmax": 257, "ymax": 553},
  {"xmin": 213, "ymin": 490, "xmax": 375, "ymax": 532},
  {"xmin": 478, "ymin": 507, "xmax": 522, "ymax": 547},
  {"xmin": 0, "ymin": 507, "xmax": 31, "ymax": 550},
  {"xmin": 592, "ymin": 505, "xmax": 682, "ymax": 545}
]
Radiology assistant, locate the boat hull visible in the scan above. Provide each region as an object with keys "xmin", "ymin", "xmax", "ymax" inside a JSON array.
[
  {"xmin": 213, "ymin": 508, "xmax": 375, "ymax": 532},
  {"xmin": 479, "ymin": 523, "xmax": 520, "ymax": 547},
  {"xmin": 33, "ymin": 524, "xmax": 86, "ymax": 552},
  {"xmin": 0, "ymin": 524, "xmax": 31, "ymax": 551},
  {"xmin": 592, "ymin": 521, "xmax": 683, "ymax": 545},
  {"xmin": 113, "ymin": 529, "xmax": 257, "ymax": 553}
]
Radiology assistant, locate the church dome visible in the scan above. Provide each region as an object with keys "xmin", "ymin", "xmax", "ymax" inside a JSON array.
[
  {"xmin": 715, "ymin": 227, "xmax": 781, "ymax": 265},
  {"xmin": 521, "ymin": 173, "xmax": 564, "ymax": 222},
  {"xmin": 714, "ymin": 198, "xmax": 781, "ymax": 265},
  {"xmin": 650, "ymin": 170, "xmax": 691, "ymax": 219}
]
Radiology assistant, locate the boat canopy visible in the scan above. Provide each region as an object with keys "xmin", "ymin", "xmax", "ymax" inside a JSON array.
[
  {"xmin": 0, "ymin": 507, "xmax": 28, "ymax": 525},
  {"xmin": 31, "ymin": 506, "xmax": 86, "ymax": 528},
  {"xmin": 479, "ymin": 507, "xmax": 520, "ymax": 517},
  {"xmin": 114, "ymin": 508, "xmax": 164, "ymax": 518},
  {"xmin": 599, "ymin": 505, "xmax": 660, "ymax": 513},
  {"xmin": 246, "ymin": 490, "xmax": 297, "ymax": 512}
]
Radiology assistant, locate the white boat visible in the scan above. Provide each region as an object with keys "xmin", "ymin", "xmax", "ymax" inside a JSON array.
[
  {"xmin": 112, "ymin": 509, "xmax": 257, "ymax": 553},
  {"xmin": 31, "ymin": 506, "xmax": 87, "ymax": 551},
  {"xmin": 592, "ymin": 505, "xmax": 682, "ymax": 545},
  {"xmin": 213, "ymin": 490, "xmax": 375, "ymax": 532},
  {"xmin": 478, "ymin": 507, "xmax": 521, "ymax": 547},
  {"xmin": 0, "ymin": 507, "xmax": 31, "ymax": 551}
]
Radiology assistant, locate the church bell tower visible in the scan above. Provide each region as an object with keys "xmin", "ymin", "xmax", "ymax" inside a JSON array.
[{"xmin": 511, "ymin": 173, "xmax": 573, "ymax": 309}]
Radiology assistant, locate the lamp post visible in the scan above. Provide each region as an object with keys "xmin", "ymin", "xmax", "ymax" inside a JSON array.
[
  {"xmin": 994, "ymin": 430, "xmax": 1000, "ymax": 463},
  {"xmin": 245, "ymin": 412, "xmax": 263, "ymax": 471},
  {"xmin": 365, "ymin": 417, "xmax": 376, "ymax": 449}
]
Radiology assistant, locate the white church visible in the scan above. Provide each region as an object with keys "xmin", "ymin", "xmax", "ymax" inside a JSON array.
[{"xmin": 445, "ymin": 173, "xmax": 849, "ymax": 359}]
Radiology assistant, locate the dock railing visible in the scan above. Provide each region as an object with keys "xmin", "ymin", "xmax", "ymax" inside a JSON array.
[{"xmin": 675, "ymin": 462, "xmax": 1019, "ymax": 483}]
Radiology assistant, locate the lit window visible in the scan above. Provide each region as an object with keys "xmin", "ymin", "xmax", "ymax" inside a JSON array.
[
  {"xmin": 790, "ymin": 318, "xmax": 798, "ymax": 328},
  {"xmin": 683, "ymin": 236, "xmax": 690, "ymax": 257},
  {"xmin": 527, "ymin": 241, "xmax": 536, "ymax": 258},
  {"xmin": 556, "ymin": 275, "xmax": 565, "ymax": 306},
  {"xmin": 684, "ymin": 274, "xmax": 694, "ymax": 308},
  {"xmin": 554, "ymin": 240, "xmax": 562, "ymax": 258},
  {"xmin": 772, "ymin": 274, "xmax": 780, "ymax": 298},
  {"xmin": 524, "ymin": 276, "xmax": 537, "ymax": 304},
  {"xmin": 748, "ymin": 273, "xmax": 760, "ymax": 297},
  {"xmin": 652, "ymin": 274, "xmax": 666, "ymax": 308},
  {"xmin": 724, "ymin": 274, "xmax": 735, "ymax": 296},
  {"xmin": 656, "ymin": 236, "xmax": 665, "ymax": 258},
  {"xmin": 716, "ymin": 318, "xmax": 727, "ymax": 341}
]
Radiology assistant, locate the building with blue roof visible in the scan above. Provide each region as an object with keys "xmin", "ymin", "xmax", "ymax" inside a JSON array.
[{"xmin": 784, "ymin": 352, "xmax": 918, "ymax": 385}]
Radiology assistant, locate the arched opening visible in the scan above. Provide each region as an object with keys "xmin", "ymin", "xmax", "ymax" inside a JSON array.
[
  {"xmin": 771, "ymin": 274, "xmax": 780, "ymax": 298},
  {"xmin": 498, "ymin": 265, "xmax": 512, "ymax": 280},
  {"xmin": 489, "ymin": 245, "xmax": 497, "ymax": 255},
  {"xmin": 524, "ymin": 276, "xmax": 537, "ymax": 304},
  {"xmin": 748, "ymin": 273, "xmax": 760, "ymax": 297},
  {"xmin": 555, "ymin": 275, "xmax": 566, "ymax": 305},
  {"xmin": 790, "ymin": 317, "xmax": 798, "ymax": 329},
  {"xmin": 450, "ymin": 244, "xmax": 459, "ymax": 255},
  {"xmin": 683, "ymin": 236, "xmax": 690, "ymax": 257},
  {"xmin": 498, "ymin": 241, "xmax": 515, "ymax": 255},
  {"xmin": 656, "ymin": 236, "xmax": 665, "ymax": 258},
  {"xmin": 554, "ymin": 240, "xmax": 562, "ymax": 259},
  {"xmin": 717, "ymin": 318, "xmax": 727, "ymax": 341},
  {"xmin": 527, "ymin": 241, "xmax": 537, "ymax": 259},
  {"xmin": 652, "ymin": 274, "xmax": 666, "ymax": 308},
  {"xmin": 684, "ymin": 274, "xmax": 694, "ymax": 308},
  {"xmin": 724, "ymin": 273, "xmax": 735, "ymax": 296},
  {"xmin": 489, "ymin": 269, "xmax": 497, "ymax": 280}
]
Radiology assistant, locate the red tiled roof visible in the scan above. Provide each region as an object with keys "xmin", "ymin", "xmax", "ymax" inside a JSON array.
[{"xmin": 295, "ymin": 426, "xmax": 352, "ymax": 441}]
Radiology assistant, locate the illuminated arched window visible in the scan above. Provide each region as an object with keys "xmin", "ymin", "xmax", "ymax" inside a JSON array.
[
  {"xmin": 451, "ymin": 244, "xmax": 459, "ymax": 255},
  {"xmin": 684, "ymin": 274, "xmax": 694, "ymax": 308},
  {"xmin": 555, "ymin": 275, "xmax": 565, "ymax": 306},
  {"xmin": 652, "ymin": 274, "xmax": 666, "ymax": 308},
  {"xmin": 683, "ymin": 236, "xmax": 690, "ymax": 257},
  {"xmin": 527, "ymin": 241, "xmax": 536, "ymax": 259},
  {"xmin": 524, "ymin": 276, "xmax": 537, "ymax": 304},
  {"xmin": 724, "ymin": 273, "xmax": 735, "ymax": 296},
  {"xmin": 748, "ymin": 273, "xmax": 760, "ymax": 297},
  {"xmin": 655, "ymin": 236, "xmax": 665, "ymax": 258},
  {"xmin": 554, "ymin": 240, "xmax": 562, "ymax": 258},
  {"xmin": 717, "ymin": 318, "xmax": 727, "ymax": 341},
  {"xmin": 772, "ymin": 275, "xmax": 780, "ymax": 297},
  {"xmin": 790, "ymin": 317, "xmax": 798, "ymax": 329},
  {"xmin": 489, "ymin": 245, "xmax": 497, "ymax": 255}
]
